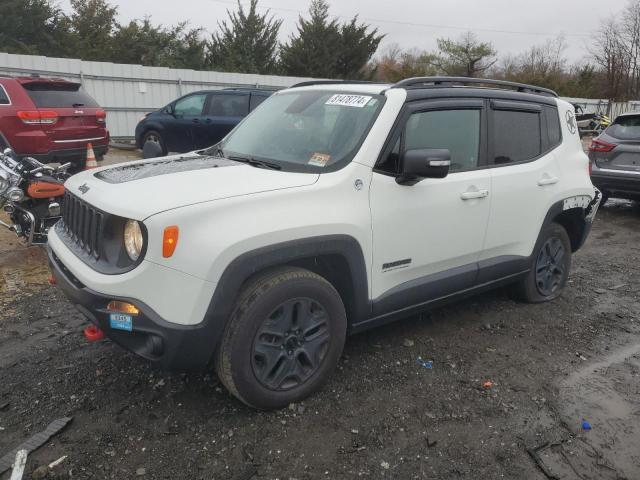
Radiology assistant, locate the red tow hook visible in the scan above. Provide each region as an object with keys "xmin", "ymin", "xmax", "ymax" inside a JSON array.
[
  {"xmin": 48, "ymin": 274, "xmax": 56, "ymax": 285},
  {"xmin": 84, "ymin": 325, "xmax": 104, "ymax": 342}
]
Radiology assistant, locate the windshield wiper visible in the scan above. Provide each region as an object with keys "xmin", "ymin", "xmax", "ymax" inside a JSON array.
[{"xmin": 227, "ymin": 155, "xmax": 281, "ymax": 170}]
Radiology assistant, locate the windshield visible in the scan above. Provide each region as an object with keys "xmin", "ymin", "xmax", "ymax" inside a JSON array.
[{"xmin": 214, "ymin": 90, "xmax": 385, "ymax": 172}]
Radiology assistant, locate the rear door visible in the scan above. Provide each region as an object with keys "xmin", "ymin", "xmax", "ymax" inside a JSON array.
[
  {"xmin": 480, "ymin": 100, "xmax": 562, "ymax": 273},
  {"xmin": 20, "ymin": 81, "xmax": 107, "ymax": 147},
  {"xmin": 194, "ymin": 92, "xmax": 250, "ymax": 148}
]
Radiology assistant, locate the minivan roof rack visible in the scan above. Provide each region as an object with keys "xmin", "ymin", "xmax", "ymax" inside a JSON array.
[
  {"xmin": 290, "ymin": 80, "xmax": 383, "ymax": 88},
  {"xmin": 392, "ymin": 76, "xmax": 558, "ymax": 97}
]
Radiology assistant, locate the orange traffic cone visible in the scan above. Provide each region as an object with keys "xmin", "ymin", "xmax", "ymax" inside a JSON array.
[{"xmin": 85, "ymin": 143, "xmax": 98, "ymax": 169}]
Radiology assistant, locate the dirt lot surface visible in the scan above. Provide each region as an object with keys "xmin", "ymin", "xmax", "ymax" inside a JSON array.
[{"xmin": 1, "ymin": 149, "xmax": 640, "ymax": 479}]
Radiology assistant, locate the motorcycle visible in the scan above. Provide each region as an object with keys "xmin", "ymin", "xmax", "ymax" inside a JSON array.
[
  {"xmin": 0, "ymin": 148, "xmax": 71, "ymax": 245},
  {"xmin": 573, "ymin": 104, "xmax": 611, "ymax": 136}
]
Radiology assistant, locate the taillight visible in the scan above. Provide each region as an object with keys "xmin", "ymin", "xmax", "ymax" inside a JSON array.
[
  {"xmin": 588, "ymin": 160, "xmax": 593, "ymax": 176},
  {"xmin": 17, "ymin": 110, "xmax": 58, "ymax": 125},
  {"xmin": 589, "ymin": 138, "xmax": 616, "ymax": 153},
  {"xmin": 96, "ymin": 109, "xmax": 106, "ymax": 123}
]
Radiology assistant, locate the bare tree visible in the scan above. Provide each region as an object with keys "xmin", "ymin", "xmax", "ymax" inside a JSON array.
[{"xmin": 590, "ymin": 16, "xmax": 629, "ymax": 101}]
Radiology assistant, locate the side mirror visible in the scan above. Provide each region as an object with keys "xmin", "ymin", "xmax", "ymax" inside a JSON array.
[
  {"xmin": 396, "ymin": 148, "xmax": 451, "ymax": 186},
  {"xmin": 165, "ymin": 105, "xmax": 175, "ymax": 116}
]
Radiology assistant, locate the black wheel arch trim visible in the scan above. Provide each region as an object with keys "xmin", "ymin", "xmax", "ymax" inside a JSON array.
[
  {"xmin": 539, "ymin": 194, "xmax": 597, "ymax": 253},
  {"xmin": 203, "ymin": 234, "xmax": 371, "ymax": 346}
]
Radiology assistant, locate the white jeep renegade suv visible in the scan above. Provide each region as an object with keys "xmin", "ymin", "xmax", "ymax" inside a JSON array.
[{"xmin": 48, "ymin": 77, "xmax": 600, "ymax": 409}]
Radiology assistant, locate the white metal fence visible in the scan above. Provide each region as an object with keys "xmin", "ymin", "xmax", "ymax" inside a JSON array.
[
  {"xmin": 0, "ymin": 52, "xmax": 316, "ymax": 139},
  {"xmin": 562, "ymin": 97, "xmax": 640, "ymax": 118}
]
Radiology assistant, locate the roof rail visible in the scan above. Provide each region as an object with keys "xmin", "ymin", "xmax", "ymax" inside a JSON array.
[
  {"xmin": 290, "ymin": 80, "xmax": 382, "ymax": 88},
  {"xmin": 392, "ymin": 76, "xmax": 558, "ymax": 97}
]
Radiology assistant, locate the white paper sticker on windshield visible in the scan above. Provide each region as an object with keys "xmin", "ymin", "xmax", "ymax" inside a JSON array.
[
  {"xmin": 309, "ymin": 153, "xmax": 331, "ymax": 167},
  {"xmin": 325, "ymin": 94, "xmax": 373, "ymax": 108}
]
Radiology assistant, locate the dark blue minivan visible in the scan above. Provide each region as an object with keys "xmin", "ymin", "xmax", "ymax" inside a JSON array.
[{"xmin": 135, "ymin": 88, "xmax": 272, "ymax": 155}]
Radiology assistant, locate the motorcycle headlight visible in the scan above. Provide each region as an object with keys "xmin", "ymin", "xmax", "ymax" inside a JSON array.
[
  {"xmin": 0, "ymin": 170, "xmax": 9, "ymax": 194},
  {"xmin": 7, "ymin": 187, "xmax": 24, "ymax": 202},
  {"xmin": 123, "ymin": 219, "xmax": 144, "ymax": 261}
]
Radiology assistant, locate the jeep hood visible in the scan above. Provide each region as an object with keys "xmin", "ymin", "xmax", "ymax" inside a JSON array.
[{"xmin": 65, "ymin": 154, "xmax": 319, "ymax": 219}]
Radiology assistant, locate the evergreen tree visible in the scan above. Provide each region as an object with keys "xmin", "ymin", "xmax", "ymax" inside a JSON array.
[
  {"xmin": 111, "ymin": 19, "xmax": 207, "ymax": 69},
  {"xmin": 279, "ymin": 0, "xmax": 341, "ymax": 78},
  {"xmin": 280, "ymin": 0, "xmax": 383, "ymax": 79},
  {"xmin": 0, "ymin": 0, "xmax": 72, "ymax": 56},
  {"xmin": 69, "ymin": 0, "xmax": 118, "ymax": 61},
  {"xmin": 207, "ymin": 0, "xmax": 282, "ymax": 74},
  {"xmin": 434, "ymin": 32, "xmax": 496, "ymax": 77}
]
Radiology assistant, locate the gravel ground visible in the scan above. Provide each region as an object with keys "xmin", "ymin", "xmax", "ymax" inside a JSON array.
[{"xmin": 0, "ymin": 149, "xmax": 639, "ymax": 479}]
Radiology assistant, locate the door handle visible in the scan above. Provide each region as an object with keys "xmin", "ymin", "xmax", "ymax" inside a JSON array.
[
  {"xmin": 537, "ymin": 176, "xmax": 559, "ymax": 186},
  {"xmin": 192, "ymin": 118, "xmax": 200, "ymax": 124},
  {"xmin": 460, "ymin": 189, "xmax": 489, "ymax": 200}
]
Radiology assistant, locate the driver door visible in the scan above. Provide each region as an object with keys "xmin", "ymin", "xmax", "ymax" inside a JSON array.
[{"xmin": 369, "ymin": 99, "xmax": 492, "ymax": 315}]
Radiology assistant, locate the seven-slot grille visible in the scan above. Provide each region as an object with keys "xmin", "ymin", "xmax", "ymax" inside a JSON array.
[{"xmin": 61, "ymin": 191, "xmax": 104, "ymax": 259}]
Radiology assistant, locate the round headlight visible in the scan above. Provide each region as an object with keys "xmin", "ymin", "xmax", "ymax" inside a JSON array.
[
  {"xmin": 123, "ymin": 219, "xmax": 144, "ymax": 261},
  {"xmin": 0, "ymin": 170, "xmax": 9, "ymax": 194}
]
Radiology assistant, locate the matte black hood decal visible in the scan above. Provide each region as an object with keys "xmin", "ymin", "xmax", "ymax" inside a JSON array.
[{"xmin": 94, "ymin": 155, "xmax": 240, "ymax": 184}]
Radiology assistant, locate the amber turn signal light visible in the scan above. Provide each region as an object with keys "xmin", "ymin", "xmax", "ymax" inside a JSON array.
[
  {"xmin": 107, "ymin": 300, "xmax": 139, "ymax": 315},
  {"xmin": 163, "ymin": 226, "xmax": 179, "ymax": 258}
]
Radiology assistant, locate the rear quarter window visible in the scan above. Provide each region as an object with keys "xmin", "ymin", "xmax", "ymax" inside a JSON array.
[
  {"xmin": 22, "ymin": 83, "xmax": 99, "ymax": 108},
  {"xmin": 250, "ymin": 94, "xmax": 269, "ymax": 111},
  {"xmin": 544, "ymin": 106, "xmax": 562, "ymax": 148},
  {"xmin": 0, "ymin": 85, "xmax": 10, "ymax": 105},
  {"xmin": 607, "ymin": 116, "xmax": 640, "ymax": 140}
]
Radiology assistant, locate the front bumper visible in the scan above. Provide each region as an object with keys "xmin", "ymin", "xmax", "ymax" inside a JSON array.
[{"xmin": 48, "ymin": 246, "xmax": 221, "ymax": 372}]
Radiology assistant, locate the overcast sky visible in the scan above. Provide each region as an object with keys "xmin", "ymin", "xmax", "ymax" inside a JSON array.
[{"xmin": 58, "ymin": 0, "xmax": 629, "ymax": 63}]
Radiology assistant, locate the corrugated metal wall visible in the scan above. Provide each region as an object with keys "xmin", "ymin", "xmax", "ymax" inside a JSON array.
[{"xmin": 0, "ymin": 52, "xmax": 317, "ymax": 139}]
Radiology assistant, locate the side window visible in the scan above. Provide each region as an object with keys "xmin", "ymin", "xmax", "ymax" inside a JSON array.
[
  {"xmin": 0, "ymin": 86, "xmax": 10, "ymax": 105},
  {"xmin": 250, "ymin": 94, "xmax": 268, "ymax": 111},
  {"xmin": 545, "ymin": 106, "xmax": 562, "ymax": 148},
  {"xmin": 174, "ymin": 93, "xmax": 207, "ymax": 116},
  {"xmin": 491, "ymin": 109, "xmax": 541, "ymax": 165},
  {"xmin": 208, "ymin": 94, "xmax": 249, "ymax": 117},
  {"xmin": 404, "ymin": 109, "xmax": 481, "ymax": 172}
]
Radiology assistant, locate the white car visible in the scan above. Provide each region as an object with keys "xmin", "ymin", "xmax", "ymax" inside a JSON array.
[{"xmin": 48, "ymin": 77, "xmax": 600, "ymax": 409}]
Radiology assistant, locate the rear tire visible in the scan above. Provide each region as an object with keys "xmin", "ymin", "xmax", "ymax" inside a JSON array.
[
  {"xmin": 511, "ymin": 222, "xmax": 572, "ymax": 303},
  {"xmin": 216, "ymin": 267, "xmax": 347, "ymax": 410}
]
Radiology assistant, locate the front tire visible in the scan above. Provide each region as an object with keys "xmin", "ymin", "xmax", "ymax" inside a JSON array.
[
  {"xmin": 142, "ymin": 130, "xmax": 167, "ymax": 156},
  {"xmin": 216, "ymin": 267, "xmax": 347, "ymax": 409},
  {"xmin": 512, "ymin": 222, "xmax": 572, "ymax": 303}
]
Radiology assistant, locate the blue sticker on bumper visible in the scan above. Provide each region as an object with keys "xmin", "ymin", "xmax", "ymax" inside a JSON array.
[{"xmin": 109, "ymin": 313, "xmax": 133, "ymax": 332}]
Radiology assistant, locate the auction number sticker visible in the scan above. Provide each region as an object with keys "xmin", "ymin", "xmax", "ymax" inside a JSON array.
[
  {"xmin": 308, "ymin": 153, "xmax": 331, "ymax": 167},
  {"xmin": 325, "ymin": 94, "xmax": 372, "ymax": 108}
]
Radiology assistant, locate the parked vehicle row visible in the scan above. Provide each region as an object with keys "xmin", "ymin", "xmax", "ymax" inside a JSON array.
[{"xmin": 48, "ymin": 77, "xmax": 601, "ymax": 409}]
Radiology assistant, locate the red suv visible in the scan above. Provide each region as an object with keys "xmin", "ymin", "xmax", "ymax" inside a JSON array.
[{"xmin": 0, "ymin": 76, "xmax": 109, "ymax": 165}]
